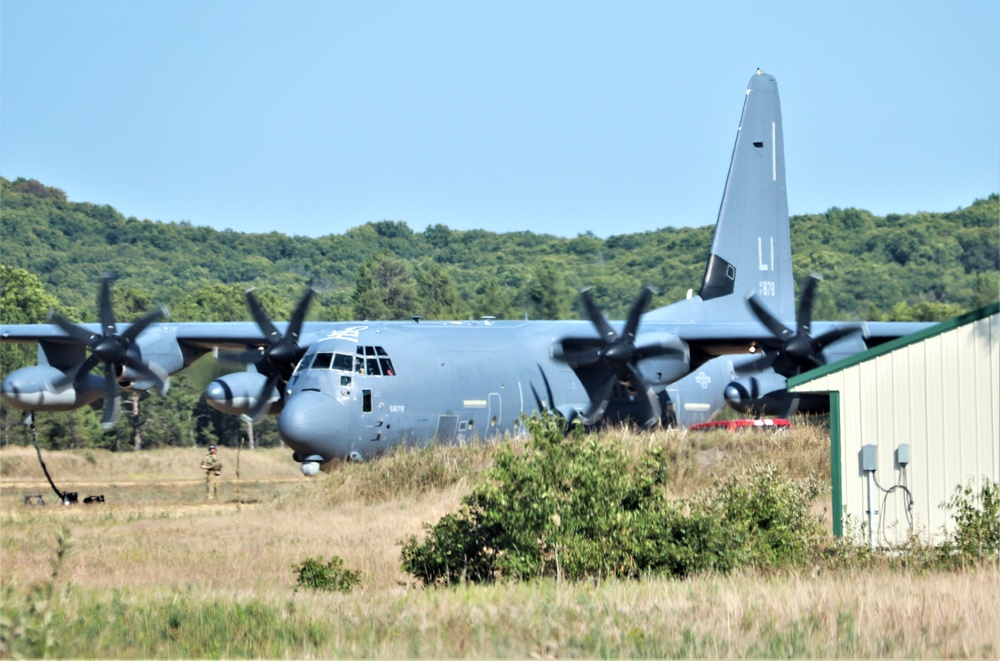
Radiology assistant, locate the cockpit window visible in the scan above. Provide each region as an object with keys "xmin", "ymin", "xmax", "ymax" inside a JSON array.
[
  {"xmin": 312, "ymin": 353, "xmax": 333, "ymax": 369},
  {"xmin": 357, "ymin": 346, "xmax": 395, "ymax": 376},
  {"xmin": 332, "ymin": 353, "xmax": 353, "ymax": 371},
  {"xmin": 304, "ymin": 352, "xmax": 354, "ymax": 371},
  {"xmin": 302, "ymin": 346, "xmax": 396, "ymax": 376}
]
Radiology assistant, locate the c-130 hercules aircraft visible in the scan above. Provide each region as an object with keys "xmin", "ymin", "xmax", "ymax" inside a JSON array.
[{"xmin": 1, "ymin": 71, "xmax": 929, "ymax": 475}]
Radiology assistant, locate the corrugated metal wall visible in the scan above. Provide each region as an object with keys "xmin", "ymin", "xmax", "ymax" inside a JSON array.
[{"xmin": 793, "ymin": 311, "xmax": 999, "ymax": 546}]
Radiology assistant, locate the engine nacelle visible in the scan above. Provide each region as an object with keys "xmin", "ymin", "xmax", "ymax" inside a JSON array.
[
  {"xmin": 0, "ymin": 366, "xmax": 104, "ymax": 412},
  {"xmin": 724, "ymin": 372, "xmax": 796, "ymax": 417},
  {"xmin": 633, "ymin": 332, "xmax": 690, "ymax": 385},
  {"xmin": 123, "ymin": 326, "xmax": 186, "ymax": 392},
  {"xmin": 204, "ymin": 372, "xmax": 282, "ymax": 416},
  {"xmin": 724, "ymin": 372, "xmax": 830, "ymax": 417}
]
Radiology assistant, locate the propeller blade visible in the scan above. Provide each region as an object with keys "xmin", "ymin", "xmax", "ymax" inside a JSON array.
[
  {"xmin": 286, "ymin": 289, "xmax": 315, "ymax": 343},
  {"xmin": 624, "ymin": 362, "xmax": 661, "ymax": 427},
  {"xmin": 581, "ymin": 377, "xmax": 616, "ymax": 425},
  {"xmin": 812, "ymin": 325, "xmax": 863, "ymax": 350},
  {"xmin": 245, "ymin": 289, "xmax": 281, "ymax": 343},
  {"xmin": 747, "ymin": 292, "xmax": 794, "ymax": 341},
  {"xmin": 49, "ymin": 278, "xmax": 173, "ymax": 424},
  {"xmin": 580, "ymin": 289, "xmax": 617, "ymax": 342},
  {"xmin": 633, "ymin": 344, "xmax": 684, "ymax": 362},
  {"xmin": 529, "ymin": 383, "xmax": 549, "ymax": 412},
  {"xmin": 622, "ymin": 287, "xmax": 653, "ymax": 343},
  {"xmin": 120, "ymin": 306, "xmax": 167, "ymax": 344},
  {"xmin": 98, "ymin": 277, "xmax": 117, "ymax": 336},
  {"xmin": 558, "ymin": 286, "xmax": 675, "ymax": 427},
  {"xmin": 121, "ymin": 354, "xmax": 168, "ymax": 394},
  {"xmin": 554, "ymin": 347, "xmax": 604, "ymax": 368},
  {"xmin": 742, "ymin": 274, "xmax": 861, "ymax": 379},
  {"xmin": 52, "ymin": 354, "xmax": 102, "ymax": 391},
  {"xmin": 245, "ymin": 373, "xmax": 281, "ymax": 422},
  {"xmin": 100, "ymin": 365, "xmax": 121, "ymax": 429},
  {"xmin": 218, "ymin": 348, "xmax": 267, "ymax": 365},
  {"xmin": 796, "ymin": 274, "xmax": 820, "ymax": 337},
  {"xmin": 734, "ymin": 353, "xmax": 777, "ymax": 376},
  {"xmin": 49, "ymin": 313, "xmax": 99, "ymax": 345},
  {"xmin": 556, "ymin": 336, "xmax": 606, "ymax": 351},
  {"xmin": 51, "ymin": 370, "xmax": 74, "ymax": 393},
  {"xmin": 529, "ymin": 364, "xmax": 556, "ymax": 413}
]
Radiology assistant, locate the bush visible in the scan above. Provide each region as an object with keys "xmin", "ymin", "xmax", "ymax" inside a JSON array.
[
  {"xmin": 826, "ymin": 479, "xmax": 1000, "ymax": 572},
  {"xmin": 292, "ymin": 555, "xmax": 361, "ymax": 593},
  {"xmin": 711, "ymin": 462, "xmax": 825, "ymax": 571},
  {"xmin": 400, "ymin": 414, "xmax": 826, "ymax": 585},
  {"xmin": 946, "ymin": 478, "xmax": 1000, "ymax": 563}
]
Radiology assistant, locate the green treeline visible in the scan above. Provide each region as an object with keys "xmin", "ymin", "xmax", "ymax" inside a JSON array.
[
  {"xmin": 0, "ymin": 176, "xmax": 997, "ymax": 451},
  {"xmin": 3, "ymin": 177, "xmax": 996, "ymax": 324}
]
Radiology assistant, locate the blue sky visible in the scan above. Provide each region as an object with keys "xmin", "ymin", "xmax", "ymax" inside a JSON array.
[{"xmin": 2, "ymin": 1, "xmax": 997, "ymax": 238}]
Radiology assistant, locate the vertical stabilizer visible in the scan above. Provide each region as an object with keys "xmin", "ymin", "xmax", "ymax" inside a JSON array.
[{"xmin": 698, "ymin": 71, "xmax": 794, "ymax": 321}]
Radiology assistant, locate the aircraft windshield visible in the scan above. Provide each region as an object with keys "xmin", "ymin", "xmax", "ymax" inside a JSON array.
[{"xmin": 300, "ymin": 346, "xmax": 395, "ymax": 376}]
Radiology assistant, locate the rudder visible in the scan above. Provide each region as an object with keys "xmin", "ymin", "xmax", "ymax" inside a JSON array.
[{"xmin": 698, "ymin": 70, "xmax": 794, "ymax": 321}]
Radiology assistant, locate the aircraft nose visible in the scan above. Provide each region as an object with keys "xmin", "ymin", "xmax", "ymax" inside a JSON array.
[{"xmin": 278, "ymin": 390, "xmax": 350, "ymax": 462}]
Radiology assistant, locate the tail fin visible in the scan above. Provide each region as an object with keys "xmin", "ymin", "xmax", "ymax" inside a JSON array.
[{"xmin": 696, "ymin": 70, "xmax": 794, "ymax": 320}]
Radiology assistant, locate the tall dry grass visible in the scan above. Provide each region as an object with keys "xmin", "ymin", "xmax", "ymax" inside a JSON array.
[{"xmin": 2, "ymin": 425, "xmax": 997, "ymax": 657}]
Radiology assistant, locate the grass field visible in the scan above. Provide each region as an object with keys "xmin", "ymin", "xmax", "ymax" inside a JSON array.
[{"xmin": 2, "ymin": 427, "xmax": 997, "ymax": 658}]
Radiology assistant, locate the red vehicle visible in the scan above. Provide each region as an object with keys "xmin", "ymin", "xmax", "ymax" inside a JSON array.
[{"xmin": 688, "ymin": 418, "xmax": 792, "ymax": 432}]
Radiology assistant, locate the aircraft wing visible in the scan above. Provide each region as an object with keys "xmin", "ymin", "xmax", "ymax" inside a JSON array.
[
  {"xmin": 672, "ymin": 319, "xmax": 933, "ymax": 366},
  {"xmin": 861, "ymin": 321, "xmax": 933, "ymax": 346},
  {"xmin": 2, "ymin": 321, "xmax": 269, "ymax": 350},
  {"xmin": 1, "ymin": 324, "xmax": 86, "ymax": 344},
  {"xmin": 1, "ymin": 321, "xmax": 360, "ymax": 352}
]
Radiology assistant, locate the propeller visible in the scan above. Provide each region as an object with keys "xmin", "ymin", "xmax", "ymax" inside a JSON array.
[
  {"xmin": 738, "ymin": 274, "xmax": 862, "ymax": 377},
  {"xmin": 223, "ymin": 288, "xmax": 314, "ymax": 421},
  {"xmin": 554, "ymin": 287, "xmax": 683, "ymax": 427},
  {"xmin": 50, "ymin": 277, "xmax": 167, "ymax": 429}
]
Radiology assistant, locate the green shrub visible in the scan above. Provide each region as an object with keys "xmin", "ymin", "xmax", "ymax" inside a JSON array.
[
  {"xmin": 827, "ymin": 479, "xmax": 999, "ymax": 572},
  {"xmin": 293, "ymin": 555, "xmax": 361, "ymax": 593},
  {"xmin": 945, "ymin": 478, "xmax": 1000, "ymax": 563},
  {"xmin": 400, "ymin": 414, "xmax": 826, "ymax": 585},
  {"xmin": 711, "ymin": 462, "xmax": 825, "ymax": 570}
]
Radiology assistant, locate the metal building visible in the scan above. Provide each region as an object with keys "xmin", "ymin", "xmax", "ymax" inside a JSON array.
[{"xmin": 788, "ymin": 302, "xmax": 999, "ymax": 547}]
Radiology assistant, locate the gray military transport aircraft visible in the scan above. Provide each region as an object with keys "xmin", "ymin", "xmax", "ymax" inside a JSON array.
[{"xmin": 1, "ymin": 71, "xmax": 929, "ymax": 475}]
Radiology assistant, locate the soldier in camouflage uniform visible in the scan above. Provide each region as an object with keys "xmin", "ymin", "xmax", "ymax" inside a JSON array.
[{"xmin": 200, "ymin": 445, "xmax": 222, "ymax": 500}]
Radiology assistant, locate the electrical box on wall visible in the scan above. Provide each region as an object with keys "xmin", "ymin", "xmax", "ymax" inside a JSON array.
[
  {"xmin": 860, "ymin": 444, "xmax": 878, "ymax": 473},
  {"xmin": 895, "ymin": 443, "xmax": 910, "ymax": 468}
]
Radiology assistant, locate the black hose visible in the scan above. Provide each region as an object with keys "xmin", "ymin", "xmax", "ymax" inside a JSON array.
[{"xmin": 30, "ymin": 416, "xmax": 66, "ymax": 502}]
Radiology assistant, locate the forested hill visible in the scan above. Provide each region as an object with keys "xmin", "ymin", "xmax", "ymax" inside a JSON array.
[{"xmin": 2, "ymin": 176, "xmax": 997, "ymax": 325}]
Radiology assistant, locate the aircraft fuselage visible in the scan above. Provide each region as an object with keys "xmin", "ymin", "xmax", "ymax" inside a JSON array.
[{"xmin": 276, "ymin": 319, "xmax": 683, "ymax": 464}]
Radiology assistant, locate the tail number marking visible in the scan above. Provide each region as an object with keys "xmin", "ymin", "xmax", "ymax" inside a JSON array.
[
  {"xmin": 757, "ymin": 237, "xmax": 775, "ymax": 272},
  {"xmin": 758, "ymin": 280, "xmax": 776, "ymax": 296}
]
